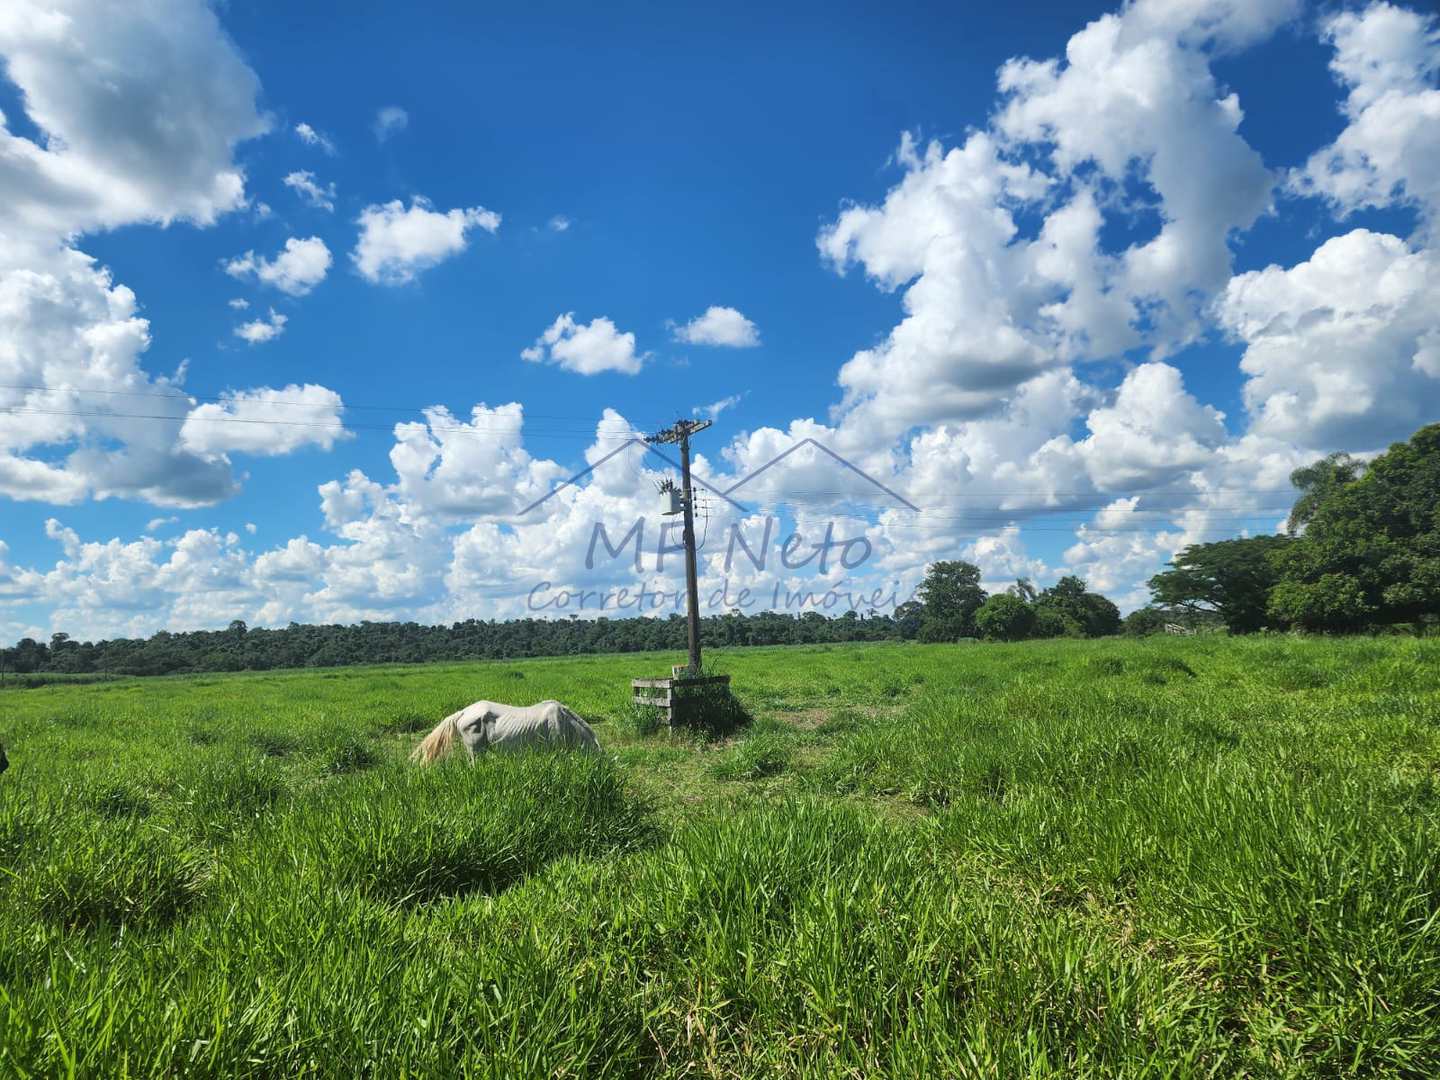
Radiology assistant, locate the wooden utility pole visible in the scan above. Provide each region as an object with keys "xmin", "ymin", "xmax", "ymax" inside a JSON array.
[
  {"xmin": 646, "ymin": 418, "xmax": 711, "ymax": 674},
  {"xmin": 631, "ymin": 417, "xmax": 732, "ymax": 726}
]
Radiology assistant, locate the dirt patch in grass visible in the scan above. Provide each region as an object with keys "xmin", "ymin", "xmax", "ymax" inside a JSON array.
[{"xmin": 776, "ymin": 707, "xmax": 830, "ymax": 730}]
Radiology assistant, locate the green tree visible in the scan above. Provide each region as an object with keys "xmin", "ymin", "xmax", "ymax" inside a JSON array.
[
  {"xmin": 1083, "ymin": 594, "xmax": 1122, "ymax": 637},
  {"xmin": 1036, "ymin": 575, "xmax": 1121, "ymax": 637},
  {"xmin": 974, "ymin": 594, "xmax": 1037, "ymax": 641},
  {"xmin": 1267, "ymin": 574, "xmax": 1373, "ymax": 632},
  {"xmin": 1286, "ymin": 452, "xmax": 1363, "ymax": 535},
  {"xmin": 1030, "ymin": 606, "xmax": 1073, "ymax": 638},
  {"xmin": 893, "ymin": 600, "xmax": 924, "ymax": 640},
  {"xmin": 1270, "ymin": 423, "xmax": 1440, "ymax": 631},
  {"xmin": 917, "ymin": 561, "xmax": 987, "ymax": 641},
  {"xmin": 1121, "ymin": 607, "xmax": 1170, "ymax": 636},
  {"xmin": 1149, "ymin": 536, "xmax": 1290, "ymax": 633}
]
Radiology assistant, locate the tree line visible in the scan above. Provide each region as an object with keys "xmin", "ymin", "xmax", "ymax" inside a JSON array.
[
  {"xmin": 3, "ymin": 610, "xmax": 907, "ymax": 678},
  {"xmin": 3, "ymin": 422, "xmax": 1435, "ymax": 678},
  {"xmin": 1145, "ymin": 422, "xmax": 1440, "ymax": 634}
]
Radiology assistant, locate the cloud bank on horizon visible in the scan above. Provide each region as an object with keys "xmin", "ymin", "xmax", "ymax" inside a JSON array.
[{"xmin": 1, "ymin": 0, "xmax": 1438, "ymax": 642}]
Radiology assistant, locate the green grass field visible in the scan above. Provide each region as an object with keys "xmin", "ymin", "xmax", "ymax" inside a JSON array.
[{"xmin": 2, "ymin": 636, "xmax": 1439, "ymax": 1077}]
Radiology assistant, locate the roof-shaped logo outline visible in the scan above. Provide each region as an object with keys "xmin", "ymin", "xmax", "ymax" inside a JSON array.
[
  {"xmin": 515, "ymin": 438, "xmax": 747, "ymax": 517},
  {"xmin": 721, "ymin": 438, "xmax": 919, "ymax": 512},
  {"xmin": 515, "ymin": 435, "xmax": 919, "ymax": 518}
]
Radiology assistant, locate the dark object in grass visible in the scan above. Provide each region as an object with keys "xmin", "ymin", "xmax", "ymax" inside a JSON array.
[
  {"xmin": 325, "ymin": 737, "xmax": 380, "ymax": 775},
  {"xmin": 249, "ymin": 730, "xmax": 302, "ymax": 757},
  {"xmin": 0, "ymin": 742, "xmax": 7, "ymax": 774},
  {"xmin": 91, "ymin": 781, "xmax": 151, "ymax": 818}
]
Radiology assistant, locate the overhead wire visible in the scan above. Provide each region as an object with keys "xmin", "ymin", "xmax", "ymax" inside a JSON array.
[
  {"xmin": 696, "ymin": 494, "xmax": 712, "ymax": 551},
  {"xmin": 1, "ymin": 385, "xmax": 1307, "ymax": 488},
  {"xmin": 0, "ymin": 389, "xmax": 1305, "ymax": 530},
  {"xmin": 728, "ymin": 508, "xmax": 1288, "ymax": 524},
  {"xmin": 0, "ymin": 381, "xmax": 637, "ymax": 423},
  {"xmin": 734, "ymin": 499, "xmax": 1297, "ymax": 513},
  {"xmin": 0, "ymin": 404, "xmax": 640, "ymax": 441},
  {"xmin": 0, "ymin": 382, "xmax": 655, "ymax": 446},
  {"xmin": 725, "ymin": 486, "xmax": 1301, "ymax": 498}
]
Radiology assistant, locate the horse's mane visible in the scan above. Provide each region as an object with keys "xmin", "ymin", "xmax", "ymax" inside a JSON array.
[{"xmin": 410, "ymin": 714, "xmax": 458, "ymax": 764}]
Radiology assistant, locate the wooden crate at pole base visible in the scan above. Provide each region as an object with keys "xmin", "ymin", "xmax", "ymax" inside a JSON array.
[{"xmin": 631, "ymin": 673, "xmax": 731, "ymax": 727}]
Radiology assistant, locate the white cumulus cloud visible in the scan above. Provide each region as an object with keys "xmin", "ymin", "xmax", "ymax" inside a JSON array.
[
  {"xmin": 224, "ymin": 236, "xmax": 332, "ymax": 297},
  {"xmin": 521, "ymin": 313, "xmax": 645, "ymax": 375},
  {"xmin": 234, "ymin": 309, "xmax": 287, "ymax": 345},
  {"xmin": 1074, "ymin": 362, "xmax": 1228, "ymax": 491},
  {"xmin": 0, "ymin": 0, "xmax": 318, "ymax": 508},
  {"xmin": 1292, "ymin": 2, "xmax": 1440, "ymax": 224},
  {"xmin": 821, "ymin": 0, "xmax": 1291, "ymax": 441},
  {"xmin": 351, "ymin": 197, "xmax": 500, "ymax": 285},
  {"xmin": 1219, "ymin": 228, "xmax": 1440, "ymax": 449},
  {"xmin": 672, "ymin": 306, "xmax": 761, "ymax": 347},
  {"xmin": 388, "ymin": 404, "xmax": 567, "ymax": 520},
  {"xmin": 0, "ymin": 0, "xmax": 270, "ymax": 236},
  {"xmin": 181, "ymin": 384, "xmax": 348, "ymax": 457}
]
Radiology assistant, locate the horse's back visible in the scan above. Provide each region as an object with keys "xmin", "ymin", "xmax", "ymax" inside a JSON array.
[{"xmin": 486, "ymin": 700, "xmax": 599, "ymax": 752}]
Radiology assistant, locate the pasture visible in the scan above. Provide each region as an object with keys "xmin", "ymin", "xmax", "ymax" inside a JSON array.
[{"xmin": 2, "ymin": 636, "xmax": 1439, "ymax": 1077}]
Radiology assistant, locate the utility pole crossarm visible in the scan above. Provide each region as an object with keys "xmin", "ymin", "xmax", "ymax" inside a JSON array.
[
  {"xmin": 643, "ymin": 418, "xmax": 712, "ymax": 446},
  {"xmin": 645, "ymin": 416, "xmax": 713, "ymax": 675}
]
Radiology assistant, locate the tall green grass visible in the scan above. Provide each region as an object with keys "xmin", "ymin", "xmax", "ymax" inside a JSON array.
[{"xmin": 1, "ymin": 637, "xmax": 1437, "ymax": 1076}]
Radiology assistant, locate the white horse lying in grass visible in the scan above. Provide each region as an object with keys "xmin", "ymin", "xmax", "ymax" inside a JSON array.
[{"xmin": 411, "ymin": 700, "xmax": 600, "ymax": 763}]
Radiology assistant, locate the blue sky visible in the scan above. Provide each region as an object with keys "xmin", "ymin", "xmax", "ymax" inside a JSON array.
[{"xmin": 1, "ymin": 0, "xmax": 1438, "ymax": 642}]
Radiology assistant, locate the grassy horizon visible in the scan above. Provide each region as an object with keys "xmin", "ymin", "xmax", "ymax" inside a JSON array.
[{"xmin": 2, "ymin": 636, "xmax": 1439, "ymax": 1077}]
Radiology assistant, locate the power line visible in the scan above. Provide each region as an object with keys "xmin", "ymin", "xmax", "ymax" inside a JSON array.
[
  {"xmin": 0, "ymin": 386, "xmax": 1310, "ymax": 489},
  {"xmin": 0, "ymin": 387, "xmax": 1309, "ymax": 492},
  {"xmin": 0, "ymin": 397, "xmax": 1309, "ymax": 516},
  {"xmin": 0, "ymin": 405, "xmax": 639, "ymax": 441},
  {"xmin": 683, "ymin": 520, "xmax": 1280, "ymax": 534},
  {"xmin": 730, "ymin": 503, "xmax": 1294, "ymax": 520},
  {"xmin": 731, "ymin": 486, "xmax": 1300, "ymax": 498},
  {"xmin": 747, "ymin": 524, "xmax": 1286, "ymax": 535},
  {"xmin": 0, "ymin": 382, "xmax": 631, "ymax": 423},
  {"xmin": 738, "ymin": 499, "xmax": 1296, "ymax": 511}
]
